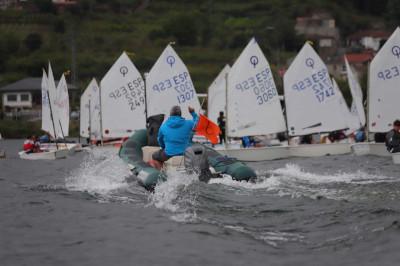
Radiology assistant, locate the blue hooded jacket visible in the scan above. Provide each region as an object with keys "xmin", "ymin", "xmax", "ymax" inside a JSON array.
[{"xmin": 158, "ymin": 111, "xmax": 198, "ymax": 156}]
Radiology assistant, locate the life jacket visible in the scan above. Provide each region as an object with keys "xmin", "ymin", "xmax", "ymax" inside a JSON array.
[{"xmin": 23, "ymin": 139, "xmax": 34, "ymax": 151}]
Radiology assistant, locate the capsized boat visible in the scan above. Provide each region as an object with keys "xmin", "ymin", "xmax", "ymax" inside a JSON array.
[{"xmin": 119, "ymin": 129, "xmax": 257, "ymax": 190}]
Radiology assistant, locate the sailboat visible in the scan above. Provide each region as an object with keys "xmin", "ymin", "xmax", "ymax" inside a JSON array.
[
  {"xmin": 139, "ymin": 44, "xmax": 203, "ymax": 159},
  {"xmin": 100, "ymin": 52, "xmax": 146, "ymax": 142},
  {"xmin": 19, "ymin": 63, "xmax": 69, "ymax": 160},
  {"xmin": 207, "ymin": 64, "xmax": 230, "ymax": 124},
  {"xmin": 284, "ymin": 42, "xmax": 352, "ymax": 157},
  {"xmin": 145, "ymin": 44, "xmax": 201, "ymax": 119},
  {"xmin": 352, "ymin": 28, "xmax": 400, "ymax": 157},
  {"xmin": 332, "ymin": 78, "xmax": 360, "ymax": 135},
  {"xmin": 216, "ymin": 38, "xmax": 290, "ymax": 161},
  {"xmin": 80, "ymin": 78, "xmax": 101, "ymax": 143}
]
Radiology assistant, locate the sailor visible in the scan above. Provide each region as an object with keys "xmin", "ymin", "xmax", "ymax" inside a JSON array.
[
  {"xmin": 23, "ymin": 136, "xmax": 35, "ymax": 153},
  {"xmin": 385, "ymin": 120, "xmax": 400, "ymax": 153},
  {"xmin": 217, "ymin": 111, "xmax": 226, "ymax": 144},
  {"xmin": 151, "ymin": 105, "xmax": 198, "ymax": 168},
  {"xmin": 39, "ymin": 132, "xmax": 50, "ymax": 143}
]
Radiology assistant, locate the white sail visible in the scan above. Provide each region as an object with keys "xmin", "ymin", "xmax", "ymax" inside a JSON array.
[
  {"xmin": 54, "ymin": 74, "xmax": 69, "ymax": 137},
  {"xmin": 369, "ymin": 27, "xmax": 400, "ymax": 132},
  {"xmin": 80, "ymin": 79, "xmax": 101, "ymax": 140},
  {"xmin": 80, "ymin": 84, "xmax": 90, "ymax": 138},
  {"xmin": 47, "ymin": 62, "xmax": 59, "ymax": 139},
  {"xmin": 100, "ymin": 52, "xmax": 146, "ymax": 138},
  {"xmin": 41, "ymin": 69, "xmax": 52, "ymax": 134},
  {"xmin": 332, "ymin": 79, "xmax": 360, "ymax": 134},
  {"xmin": 207, "ymin": 64, "xmax": 230, "ymax": 124},
  {"xmin": 283, "ymin": 43, "xmax": 347, "ymax": 136},
  {"xmin": 227, "ymin": 38, "xmax": 286, "ymax": 137},
  {"xmin": 345, "ymin": 57, "xmax": 365, "ymax": 127},
  {"xmin": 146, "ymin": 45, "xmax": 201, "ymax": 119}
]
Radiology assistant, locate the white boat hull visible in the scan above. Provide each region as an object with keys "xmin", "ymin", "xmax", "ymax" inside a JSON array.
[
  {"xmin": 18, "ymin": 149, "xmax": 68, "ymax": 160},
  {"xmin": 217, "ymin": 146, "xmax": 290, "ymax": 162},
  {"xmin": 40, "ymin": 143, "xmax": 81, "ymax": 154},
  {"xmin": 392, "ymin": 153, "xmax": 400, "ymax": 164},
  {"xmin": 351, "ymin": 143, "xmax": 391, "ymax": 157},
  {"xmin": 289, "ymin": 143, "xmax": 352, "ymax": 157}
]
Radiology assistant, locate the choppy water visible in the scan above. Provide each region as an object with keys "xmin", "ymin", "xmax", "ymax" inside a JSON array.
[
  {"xmin": 67, "ymin": 148, "xmax": 400, "ymax": 259},
  {"xmin": 1, "ymin": 140, "xmax": 400, "ymax": 265}
]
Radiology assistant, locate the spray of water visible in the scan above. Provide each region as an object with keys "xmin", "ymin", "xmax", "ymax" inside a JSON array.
[
  {"xmin": 149, "ymin": 168, "xmax": 200, "ymax": 222},
  {"xmin": 65, "ymin": 148, "xmax": 133, "ymax": 201}
]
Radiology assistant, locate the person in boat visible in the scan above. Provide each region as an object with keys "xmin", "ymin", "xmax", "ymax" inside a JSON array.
[
  {"xmin": 354, "ymin": 127, "xmax": 366, "ymax": 143},
  {"xmin": 217, "ymin": 111, "xmax": 226, "ymax": 144},
  {"xmin": 151, "ymin": 105, "xmax": 198, "ymax": 168},
  {"xmin": 385, "ymin": 120, "xmax": 400, "ymax": 153},
  {"xmin": 328, "ymin": 130, "xmax": 346, "ymax": 143},
  {"xmin": 39, "ymin": 132, "xmax": 50, "ymax": 143},
  {"xmin": 23, "ymin": 136, "xmax": 35, "ymax": 154}
]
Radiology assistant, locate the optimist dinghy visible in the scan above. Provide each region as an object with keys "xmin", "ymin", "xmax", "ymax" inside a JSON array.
[
  {"xmin": 119, "ymin": 129, "xmax": 257, "ymax": 191},
  {"xmin": 18, "ymin": 149, "xmax": 68, "ymax": 160}
]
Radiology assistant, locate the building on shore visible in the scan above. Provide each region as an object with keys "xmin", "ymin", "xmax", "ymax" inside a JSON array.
[{"xmin": 0, "ymin": 77, "xmax": 78, "ymax": 120}]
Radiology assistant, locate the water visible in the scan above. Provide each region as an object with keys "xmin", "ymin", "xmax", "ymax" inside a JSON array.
[{"xmin": 1, "ymin": 139, "xmax": 400, "ymax": 265}]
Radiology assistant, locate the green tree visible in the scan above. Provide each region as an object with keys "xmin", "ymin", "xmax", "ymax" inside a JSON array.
[
  {"xmin": 24, "ymin": 33, "xmax": 42, "ymax": 52},
  {"xmin": 163, "ymin": 14, "xmax": 198, "ymax": 46},
  {"xmin": 386, "ymin": 0, "xmax": 400, "ymax": 28}
]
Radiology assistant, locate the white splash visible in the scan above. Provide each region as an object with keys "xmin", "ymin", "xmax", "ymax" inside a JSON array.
[
  {"xmin": 209, "ymin": 164, "xmax": 400, "ymax": 200},
  {"xmin": 66, "ymin": 147, "xmax": 130, "ymax": 195},
  {"xmin": 149, "ymin": 168, "xmax": 199, "ymax": 222}
]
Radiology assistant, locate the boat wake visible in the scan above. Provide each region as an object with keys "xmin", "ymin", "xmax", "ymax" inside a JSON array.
[{"xmin": 209, "ymin": 163, "xmax": 400, "ymax": 201}]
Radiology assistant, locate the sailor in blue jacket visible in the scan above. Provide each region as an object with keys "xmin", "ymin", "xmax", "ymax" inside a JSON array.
[{"xmin": 152, "ymin": 105, "xmax": 198, "ymax": 163}]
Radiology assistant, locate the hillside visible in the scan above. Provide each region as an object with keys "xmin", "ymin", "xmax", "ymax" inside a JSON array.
[{"xmin": 0, "ymin": 0, "xmax": 399, "ymax": 108}]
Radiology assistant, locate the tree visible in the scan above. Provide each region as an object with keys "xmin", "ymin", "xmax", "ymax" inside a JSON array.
[
  {"xmin": 386, "ymin": 0, "xmax": 400, "ymax": 29},
  {"xmin": 163, "ymin": 14, "xmax": 198, "ymax": 46},
  {"xmin": 24, "ymin": 33, "xmax": 42, "ymax": 52}
]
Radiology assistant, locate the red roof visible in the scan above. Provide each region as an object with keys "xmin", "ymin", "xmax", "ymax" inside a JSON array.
[
  {"xmin": 348, "ymin": 30, "xmax": 391, "ymax": 41},
  {"xmin": 345, "ymin": 52, "xmax": 374, "ymax": 64}
]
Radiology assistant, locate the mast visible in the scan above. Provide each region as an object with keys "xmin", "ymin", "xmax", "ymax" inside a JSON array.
[
  {"xmin": 224, "ymin": 72, "xmax": 228, "ymax": 145},
  {"xmin": 98, "ymin": 81, "xmax": 104, "ymax": 146},
  {"xmin": 47, "ymin": 90, "xmax": 59, "ymax": 150},
  {"xmin": 366, "ymin": 60, "xmax": 371, "ymax": 142},
  {"xmin": 88, "ymin": 99, "xmax": 92, "ymax": 145},
  {"xmin": 144, "ymin": 72, "xmax": 148, "ymax": 122}
]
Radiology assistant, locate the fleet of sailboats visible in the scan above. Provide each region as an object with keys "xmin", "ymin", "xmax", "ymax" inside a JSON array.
[{"xmin": 24, "ymin": 27, "xmax": 400, "ymax": 161}]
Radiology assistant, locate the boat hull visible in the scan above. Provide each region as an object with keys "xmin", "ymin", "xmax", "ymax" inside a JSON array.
[
  {"xmin": 18, "ymin": 149, "xmax": 68, "ymax": 160},
  {"xmin": 351, "ymin": 143, "xmax": 391, "ymax": 157},
  {"xmin": 217, "ymin": 146, "xmax": 290, "ymax": 162},
  {"xmin": 392, "ymin": 153, "xmax": 400, "ymax": 164},
  {"xmin": 40, "ymin": 143, "xmax": 82, "ymax": 155},
  {"xmin": 289, "ymin": 143, "xmax": 351, "ymax": 157}
]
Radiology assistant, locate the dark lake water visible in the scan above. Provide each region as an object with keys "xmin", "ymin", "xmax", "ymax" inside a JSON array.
[{"xmin": 1, "ymin": 139, "xmax": 400, "ymax": 266}]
